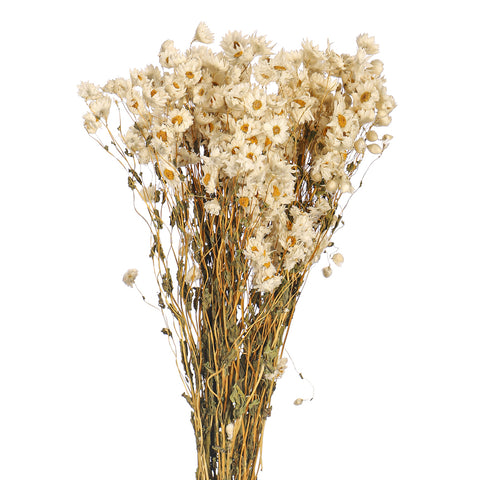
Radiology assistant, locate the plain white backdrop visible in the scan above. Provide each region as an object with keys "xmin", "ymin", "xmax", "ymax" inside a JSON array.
[{"xmin": 1, "ymin": 1, "xmax": 479, "ymax": 479}]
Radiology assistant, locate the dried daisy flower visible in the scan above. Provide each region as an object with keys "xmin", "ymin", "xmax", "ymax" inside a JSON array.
[
  {"xmin": 122, "ymin": 269, "xmax": 138, "ymax": 287},
  {"xmin": 192, "ymin": 21, "xmax": 214, "ymax": 44}
]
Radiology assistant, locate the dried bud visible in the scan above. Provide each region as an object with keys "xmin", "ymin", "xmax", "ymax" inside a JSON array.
[
  {"xmin": 325, "ymin": 179, "xmax": 338, "ymax": 193},
  {"xmin": 367, "ymin": 143, "xmax": 382, "ymax": 154},
  {"xmin": 332, "ymin": 253, "xmax": 344, "ymax": 266},
  {"xmin": 225, "ymin": 422, "xmax": 234, "ymax": 441},
  {"xmin": 369, "ymin": 59, "xmax": 384, "ymax": 75},
  {"xmin": 294, "ymin": 398, "xmax": 304, "ymax": 406},
  {"xmin": 354, "ymin": 138, "xmax": 366, "ymax": 154},
  {"xmin": 366, "ymin": 130, "xmax": 378, "ymax": 142},
  {"xmin": 322, "ymin": 266, "xmax": 332, "ymax": 278}
]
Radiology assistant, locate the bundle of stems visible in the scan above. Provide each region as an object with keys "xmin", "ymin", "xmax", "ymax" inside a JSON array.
[{"xmin": 79, "ymin": 23, "xmax": 395, "ymax": 480}]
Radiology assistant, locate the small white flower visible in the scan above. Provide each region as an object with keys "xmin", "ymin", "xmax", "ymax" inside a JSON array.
[
  {"xmin": 139, "ymin": 185, "xmax": 157, "ymax": 203},
  {"xmin": 82, "ymin": 112, "xmax": 100, "ymax": 134},
  {"xmin": 205, "ymin": 199, "xmax": 221, "ymax": 215},
  {"xmin": 89, "ymin": 96, "xmax": 111, "ymax": 121},
  {"xmin": 265, "ymin": 357, "xmax": 288, "ymax": 380},
  {"xmin": 78, "ymin": 81, "xmax": 102, "ymax": 101},
  {"xmin": 257, "ymin": 275, "xmax": 283, "ymax": 293},
  {"xmin": 186, "ymin": 265, "xmax": 201, "ymax": 284},
  {"xmin": 245, "ymin": 88, "xmax": 267, "ymax": 118},
  {"xmin": 122, "ymin": 269, "xmax": 138, "ymax": 287},
  {"xmin": 225, "ymin": 422, "xmax": 234, "ymax": 441},
  {"xmin": 263, "ymin": 117, "xmax": 290, "ymax": 145},
  {"xmin": 170, "ymin": 108, "xmax": 193, "ymax": 133},
  {"xmin": 356, "ymin": 33, "xmax": 379, "ymax": 55},
  {"xmin": 193, "ymin": 22, "xmax": 214, "ymax": 44}
]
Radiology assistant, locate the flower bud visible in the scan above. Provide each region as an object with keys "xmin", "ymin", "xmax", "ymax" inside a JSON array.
[
  {"xmin": 354, "ymin": 138, "xmax": 366, "ymax": 154},
  {"xmin": 332, "ymin": 253, "xmax": 344, "ymax": 266},
  {"xmin": 294, "ymin": 398, "xmax": 304, "ymax": 406},
  {"xmin": 325, "ymin": 179, "xmax": 338, "ymax": 193},
  {"xmin": 367, "ymin": 143, "xmax": 382, "ymax": 154},
  {"xmin": 341, "ymin": 179, "xmax": 353, "ymax": 194},
  {"xmin": 322, "ymin": 266, "xmax": 332, "ymax": 278},
  {"xmin": 366, "ymin": 130, "xmax": 378, "ymax": 142},
  {"xmin": 225, "ymin": 422, "xmax": 234, "ymax": 441},
  {"xmin": 369, "ymin": 59, "xmax": 384, "ymax": 75}
]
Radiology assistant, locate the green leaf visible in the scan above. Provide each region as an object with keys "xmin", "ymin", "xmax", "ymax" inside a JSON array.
[{"xmin": 230, "ymin": 383, "xmax": 247, "ymax": 419}]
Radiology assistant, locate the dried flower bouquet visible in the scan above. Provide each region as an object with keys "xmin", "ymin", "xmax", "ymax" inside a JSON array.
[{"xmin": 79, "ymin": 22, "xmax": 395, "ymax": 480}]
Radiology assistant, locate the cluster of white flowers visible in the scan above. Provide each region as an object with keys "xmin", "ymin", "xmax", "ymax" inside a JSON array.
[{"xmin": 80, "ymin": 23, "xmax": 395, "ymax": 293}]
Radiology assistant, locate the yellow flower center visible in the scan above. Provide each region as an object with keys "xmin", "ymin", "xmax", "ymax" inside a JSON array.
[
  {"xmin": 150, "ymin": 89, "xmax": 157, "ymax": 97},
  {"xmin": 261, "ymin": 74, "xmax": 270, "ymax": 79},
  {"xmin": 252, "ymin": 100, "xmax": 263, "ymax": 110},
  {"xmin": 246, "ymin": 152, "xmax": 255, "ymax": 160},
  {"xmin": 287, "ymin": 236, "xmax": 296, "ymax": 247},
  {"xmin": 198, "ymin": 88, "xmax": 205, "ymax": 96},
  {"xmin": 265, "ymin": 137, "xmax": 272, "ymax": 147},
  {"xmin": 156, "ymin": 130, "xmax": 167, "ymax": 142},
  {"xmin": 239, "ymin": 197, "xmax": 249, "ymax": 208},
  {"xmin": 263, "ymin": 262, "xmax": 271, "ymax": 268},
  {"xmin": 172, "ymin": 115, "xmax": 183, "ymax": 125},
  {"xmin": 241, "ymin": 123, "xmax": 249, "ymax": 133},
  {"xmin": 131, "ymin": 100, "xmax": 139, "ymax": 109},
  {"xmin": 294, "ymin": 99, "xmax": 306, "ymax": 107},
  {"xmin": 274, "ymin": 65, "xmax": 286, "ymax": 71},
  {"xmin": 360, "ymin": 91, "xmax": 371, "ymax": 102},
  {"xmin": 203, "ymin": 173, "xmax": 211, "ymax": 185},
  {"xmin": 231, "ymin": 146, "xmax": 239, "ymax": 154},
  {"xmin": 185, "ymin": 71, "xmax": 194, "ymax": 79},
  {"xmin": 247, "ymin": 136, "xmax": 258, "ymax": 144},
  {"xmin": 234, "ymin": 51, "xmax": 244, "ymax": 58},
  {"xmin": 272, "ymin": 185, "xmax": 280, "ymax": 198},
  {"xmin": 173, "ymin": 82, "xmax": 180, "ymax": 89},
  {"xmin": 164, "ymin": 169, "xmax": 175, "ymax": 180},
  {"xmin": 272, "ymin": 125, "xmax": 281, "ymax": 135},
  {"xmin": 251, "ymin": 246, "xmax": 259, "ymax": 252},
  {"xmin": 337, "ymin": 114, "xmax": 347, "ymax": 128}
]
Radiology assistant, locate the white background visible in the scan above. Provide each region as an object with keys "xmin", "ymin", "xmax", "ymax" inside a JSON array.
[{"xmin": 1, "ymin": 1, "xmax": 479, "ymax": 479}]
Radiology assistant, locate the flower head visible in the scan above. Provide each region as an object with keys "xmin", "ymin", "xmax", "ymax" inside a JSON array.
[
  {"xmin": 122, "ymin": 269, "xmax": 138, "ymax": 287},
  {"xmin": 193, "ymin": 22, "xmax": 214, "ymax": 44}
]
